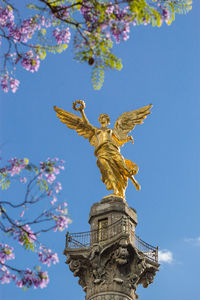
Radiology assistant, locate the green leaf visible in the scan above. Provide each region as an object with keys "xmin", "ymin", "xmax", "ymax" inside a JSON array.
[
  {"xmin": 46, "ymin": 44, "xmax": 68, "ymax": 54},
  {"xmin": 91, "ymin": 65, "xmax": 105, "ymax": 90},
  {"xmin": 40, "ymin": 29, "xmax": 46, "ymax": 36},
  {"xmin": 38, "ymin": 48, "xmax": 46, "ymax": 60},
  {"xmin": 27, "ymin": 4, "xmax": 42, "ymax": 10},
  {"xmin": 21, "ymin": 233, "xmax": 35, "ymax": 251},
  {"xmin": 0, "ymin": 175, "xmax": 10, "ymax": 190}
]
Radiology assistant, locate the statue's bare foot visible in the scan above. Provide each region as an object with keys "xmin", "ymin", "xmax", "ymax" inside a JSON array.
[{"xmin": 112, "ymin": 189, "xmax": 125, "ymax": 199}]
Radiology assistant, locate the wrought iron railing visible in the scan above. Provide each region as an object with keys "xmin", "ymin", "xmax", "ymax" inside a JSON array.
[
  {"xmin": 134, "ymin": 235, "xmax": 158, "ymax": 262},
  {"xmin": 65, "ymin": 217, "xmax": 158, "ymax": 263}
]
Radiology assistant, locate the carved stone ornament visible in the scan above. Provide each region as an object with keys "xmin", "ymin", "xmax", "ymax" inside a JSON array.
[{"xmin": 65, "ymin": 239, "xmax": 159, "ymax": 300}]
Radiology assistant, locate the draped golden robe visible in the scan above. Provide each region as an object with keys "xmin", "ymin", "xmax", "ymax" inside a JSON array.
[{"xmin": 95, "ymin": 142, "xmax": 138, "ymax": 196}]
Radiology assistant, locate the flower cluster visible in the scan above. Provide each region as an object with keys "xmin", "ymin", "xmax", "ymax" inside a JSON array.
[
  {"xmin": 21, "ymin": 51, "xmax": 40, "ymax": 73},
  {"xmin": 9, "ymin": 18, "xmax": 39, "ymax": 43},
  {"xmin": 0, "ymin": 5, "xmax": 43, "ymax": 92},
  {"xmin": 0, "ymin": 244, "xmax": 16, "ymax": 284},
  {"xmin": 0, "ymin": 0, "xmax": 192, "ymax": 92},
  {"xmin": 0, "ymin": 4, "xmax": 54, "ymax": 93},
  {"xmin": 55, "ymin": 182, "xmax": 62, "ymax": 194},
  {"xmin": 17, "ymin": 225, "xmax": 37, "ymax": 247},
  {"xmin": 0, "ymin": 157, "xmax": 70, "ymax": 289},
  {"xmin": 54, "ymin": 203, "xmax": 71, "ymax": 232},
  {"xmin": 39, "ymin": 158, "xmax": 65, "ymax": 204},
  {"xmin": 6, "ymin": 158, "xmax": 29, "ymax": 177},
  {"xmin": 0, "ymin": 264, "xmax": 49, "ymax": 288},
  {"xmin": 0, "ymin": 243, "xmax": 49, "ymax": 288},
  {"xmin": 53, "ymin": 28, "xmax": 71, "ymax": 45},
  {"xmin": 16, "ymin": 269, "xmax": 49, "ymax": 289},
  {"xmin": 80, "ymin": 0, "xmax": 173, "ymax": 44},
  {"xmin": 109, "ymin": 6, "xmax": 131, "ymax": 43},
  {"xmin": 0, "ymin": 157, "xmax": 28, "ymax": 190},
  {"xmin": 0, "ymin": 75, "xmax": 20, "ymax": 93},
  {"xmin": 38, "ymin": 246, "xmax": 59, "ymax": 267},
  {"xmin": 0, "ymin": 157, "xmax": 65, "ymax": 196},
  {"xmin": 0, "ymin": 5, "xmax": 14, "ymax": 29},
  {"xmin": 0, "ymin": 244, "xmax": 15, "ymax": 264},
  {"xmin": 44, "ymin": 202, "xmax": 71, "ymax": 232},
  {"xmin": 4, "ymin": 225, "xmax": 36, "ymax": 251},
  {"xmin": 0, "ymin": 265, "xmax": 16, "ymax": 284}
]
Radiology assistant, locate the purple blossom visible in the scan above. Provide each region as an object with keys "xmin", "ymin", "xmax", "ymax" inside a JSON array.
[
  {"xmin": 7, "ymin": 158, "xmax": 29, "ymax": 176},
  {"xmin": 0, "ymin": 265, "xmax": 16, "ymax": 285},
  {"xmin": 162, "ymin": 8, "xmax": 170, "ymax": 23},
  {"xmin": 122, "ymin": 23, "xmax": 130, "ymax": 41},
  {"xmin": 38, "ymin": 247, "xmax": 59, "ymax": 267},
  {"xmin": 50, "ymin": 195, "xmax": 57, "ymax": 205},
  {"xmin": 40, "ymin": 16, "xmax": 46, "ymax": 26},
  {"xmin": 0, "ymin": 266, "xmax": 12, "ymax": 284},
  {"xmin": 0, "ymin": 157, "xmax": 69, "ymax": 289},
  {"xmin": 12, "ymin": 225, "xmax": 36, "ymax": 246},
  {"xmin": 20, "ymin": 177, "xmax": 27, "ymax": 184},
  {"xmin": 7, "ymin": 15, "xmax": 43, "ymax": 43},
  {"xmin": 81, "ymin": 4, "xmax": 95, "ymax": 24},
  {"xmin": 16, "ymin": 269, "xmax": 49, "ymax": 289},
  {"xmin": 0, "ymin": 6, "xmax": 15, "ymax": 28},
  {"xmin": 59, "ymin": 165, "xmax": 65, "ymax": 170},
  {"xmin": 19, "ymin": 209, "xmax": 25, "ymax": 218},
  {"xmin": 0, "ymin": 244, "xmax": 15, "ymax": 264},
  {"xmin": 44, "ymin": 202, "xmax": 71, "ymax": 231},
  {"xmin": 38, "ymin": 158, "xmax": 65, "ymax": 186},
  {"xmin": 21, "ymin": 225, "xmax": 36, "ymax": 244},
  {"xmin": 52, "ymin": 157, "xmax": 59, "ymax": 162},
  {"xmin": 1, "ymin": 76, "xmax": 9, "ymax": 93},
  {"xmin": 52, "ymin": 166, "xmax": 60, "ymax": 175},
  {"xmin": 53, "ymin": 28, "xmax": 71, "ymax": 45},
  {"xmin": 10, "ymin": 77, "xmax": 20, "ymax": 93},
  {"xmin": 46, "ymin": 173, "xmax": 56, "ymax": 184},
  {"xmin": 111, "ymin": 26, "xmax": 121, "ymax": 43},
  {"xmin": 55, "ymin": 182, "xmax": 62, "ymax": 194},
  {"xmin": 54, "ymin": 215, "xmax": 70, "ymax": 231},
  {"xmin": 105, "ymin": 3, "xmax": 115, "ymax": 15},
  {"xmin": 9, "ymin": 165, "xmax": 21, "ymax": 176},
  {"xmin": 21, "ymin": 50, "xmax": 40, "ymax": 72}
]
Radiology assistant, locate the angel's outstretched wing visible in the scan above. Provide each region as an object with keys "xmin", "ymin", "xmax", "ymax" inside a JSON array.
[
  {"xmin": 113, "ymin": 105, "xmax": 152, "ymax": 141},
  {"xmin": 54, "ymin": 106, "xmax": 96, "ymax": 144}
]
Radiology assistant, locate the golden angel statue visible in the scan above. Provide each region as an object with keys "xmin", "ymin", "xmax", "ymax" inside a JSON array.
[{"xmin": 54, "ymin": 100, "xmax": 152, "ymax": 198}]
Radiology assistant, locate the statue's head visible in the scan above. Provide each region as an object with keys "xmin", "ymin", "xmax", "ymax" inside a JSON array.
[{"xmin": 98, "ymin": 114, "xmax": 110, "ymax": 126}]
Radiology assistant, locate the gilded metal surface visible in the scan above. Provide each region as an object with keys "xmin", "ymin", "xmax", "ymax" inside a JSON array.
[{"xmin": 54, "ymin": 100, "xmax": 152, "ymax": 198}]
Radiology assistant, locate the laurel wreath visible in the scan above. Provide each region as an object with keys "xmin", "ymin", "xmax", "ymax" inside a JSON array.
[{"xmin": 72, "ymin": 100, "xmax": 85, "ymax": 112}]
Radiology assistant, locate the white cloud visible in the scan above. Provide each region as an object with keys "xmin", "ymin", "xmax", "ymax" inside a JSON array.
[
  {"xmin": 158, "ymin": 250, "xmax": 173, "ymax": 264},
  {"xmin": 184, "ymin": 236, "xmax": 200, "ymax": 245}
]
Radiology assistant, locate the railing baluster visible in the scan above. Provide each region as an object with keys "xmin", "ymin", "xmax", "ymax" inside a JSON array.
[{"xmin": 65, "ymin": 218, "xmax": 158, "ymax": 263}]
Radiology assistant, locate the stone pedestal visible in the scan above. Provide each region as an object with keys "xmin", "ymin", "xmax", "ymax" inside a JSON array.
[
  {"xmin": 64, "ymin": 196, "xmax": 159, "ymax": 300},
  {"xmin": 89, "ymin": 196, "xmax": 137, "ymax": 244}
]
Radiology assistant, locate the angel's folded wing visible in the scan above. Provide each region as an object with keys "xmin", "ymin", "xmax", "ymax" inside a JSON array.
[
  {"xmin": 113, "ymin": 104, "xmax": 152, "ymax": 141},
  {"xmin": 54, "ymin": 106, "xmax": 95, "ymax": 140}
]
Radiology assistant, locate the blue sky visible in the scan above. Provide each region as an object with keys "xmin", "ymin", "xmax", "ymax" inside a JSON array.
[{"xmin": 0, "ymin": 2, "xmax": 200, "ymax": 300}]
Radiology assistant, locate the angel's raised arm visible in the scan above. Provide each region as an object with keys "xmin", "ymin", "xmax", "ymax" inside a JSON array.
[
  {"xmin": 72, "ymin": 100, "xmax": 90, "ymax": 125},
  {"xmin": 53, "ymin": 101, "xmax": 95, "ymax": 141}
]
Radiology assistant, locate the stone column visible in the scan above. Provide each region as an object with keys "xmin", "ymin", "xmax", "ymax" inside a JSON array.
[{"xmin": 64, "ymin": 196, "xmax": 159, "ymax": 300}]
